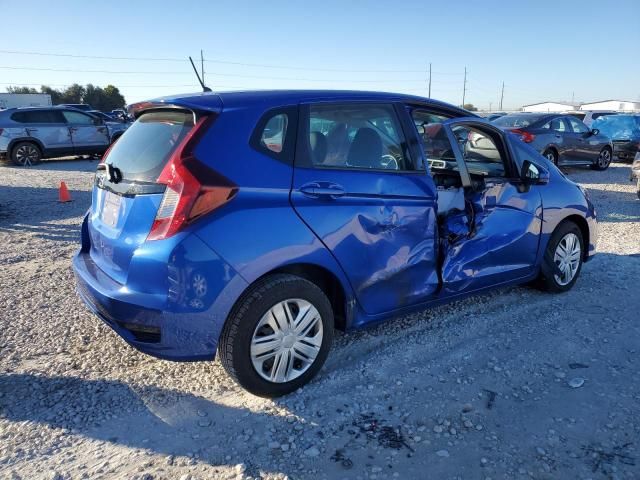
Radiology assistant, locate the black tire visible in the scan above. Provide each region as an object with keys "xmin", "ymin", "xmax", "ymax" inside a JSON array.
[
  {"xmin": 542, "ymin": 148, "xmax": 558, "ymax": 165},
  {"xmin": 636, "ymin": 179, "xmax": 640, "ymax": 200},
  {"xmin": 218, "ymin": 274, "xmax": 334, "ymax": 397},
  {"xmin": 11, "ymin": 141, "xmax": 42, "ymax": 166},
  {"xmin": 536, "ymin": 221, "xmax": 584, "ymax": 293},
  {"xmin": 591, "ymin": 147, "xmax": 612, "ymax": 171}
]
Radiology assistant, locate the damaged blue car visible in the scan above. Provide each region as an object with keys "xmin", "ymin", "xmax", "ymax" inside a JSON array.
[{"xmin": 73, "ymin": 90, "xmax": 597, "ymax": 397}]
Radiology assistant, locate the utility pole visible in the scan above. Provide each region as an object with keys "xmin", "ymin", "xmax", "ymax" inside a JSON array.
[
  {"xmin": 462, "ymin": 67, "xmax": 467, "ymax": 107},
  {"xmin": 499, "ymin": 81, "xmax": 505, "ymax": 110},
  {"xmin": 571, "ymin": 91, "xmax": 575, "ymax": 103},
  {"xmin": 489, "ymin": 102, "xmax": 492, "ymax": 112},
  {"xmin": 428, "ymin": 63, "xmax": 432, "ymax": 98},
  {"xmin": 200, "ymin": 50, "xmax": 205, "ymax": 85}
]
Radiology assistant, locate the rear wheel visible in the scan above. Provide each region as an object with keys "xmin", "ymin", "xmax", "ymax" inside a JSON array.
[
  {"xmin": 542, "ymin": 148, "xmax": 558, "ymax": 165},
  {"xmin": 536, "ymin": 221, "xmax": 584, "ymax": 293},
  {"xmin": 591, "ymin": 147, "xmax": 611, "ymax": 170},
  {"xmin": 218, "ymin": 274, "xmax": 334, "ymax": 397},
  {"xmin": 11, "ymin": 142, "xmax": 41, "ymax": 166}
]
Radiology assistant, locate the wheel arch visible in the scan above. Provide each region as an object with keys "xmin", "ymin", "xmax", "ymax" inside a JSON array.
[
  {"xmin": 557, "ymin": 214, "xmax": 590, "ymax": 261},
  {"xmin": 8, "ymin": 137, "xmax": 46, "ymax": 156},
  {"xmin": 236, "ymin": 263, "xmax": 351, "ymax": 332}
]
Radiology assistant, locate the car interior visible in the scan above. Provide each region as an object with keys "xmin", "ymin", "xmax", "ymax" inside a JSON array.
[{"xmin": 307, "ymin": 105, "xmax": 409, "ymax": 170}]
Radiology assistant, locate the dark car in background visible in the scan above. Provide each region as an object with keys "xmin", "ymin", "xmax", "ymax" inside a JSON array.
[
  {"xmin": 591, "ymin": 114, "xmax": 640, "ymax": 162},
  {"xmin": 493, "ymin": 113, "xmax": 613, "ymax": 170},
  {"xmin": 58, "ymin": 103, "xmax": 93, "ymax": 112}
]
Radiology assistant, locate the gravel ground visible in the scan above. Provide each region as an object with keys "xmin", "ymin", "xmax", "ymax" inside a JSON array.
[{"xmin": 0, "ymin": 159, "xmax": 639, "ymax": 480}]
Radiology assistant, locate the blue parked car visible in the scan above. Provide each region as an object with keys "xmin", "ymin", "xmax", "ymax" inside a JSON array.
[{"xmin": 73, "ymin": 90, "xmax": 597, "ymax": 397}]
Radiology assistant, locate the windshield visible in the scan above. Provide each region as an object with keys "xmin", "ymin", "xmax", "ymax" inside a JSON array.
[
  {"xmin": 493, "ymin": 114, "xmax": 544, "ymax": 128},
  {"xmin": 105, "ymin": 110, "xmax": 195, "ymax": 182},
  {"xmin": 592, "ymin": 115, "xmax": 640, "ymax": 139}
]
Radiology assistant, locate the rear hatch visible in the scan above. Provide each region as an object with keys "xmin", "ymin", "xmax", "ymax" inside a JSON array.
[{"xmin": 88, "ymin": 109, "xmax": 200, "ymax": 284}]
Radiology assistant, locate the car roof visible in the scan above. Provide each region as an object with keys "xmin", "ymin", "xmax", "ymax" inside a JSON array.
[{"xmin": 134, "ymin": 90, "xmax": 474, "ymax": 116}]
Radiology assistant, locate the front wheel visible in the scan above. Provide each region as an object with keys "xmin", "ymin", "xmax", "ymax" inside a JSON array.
[
  {"xmin": 11, "ymin": 142, "xmax": 41, "ymax": 166},
  {"xmin": 218, "ymin": 274, "xmax": 334, "ymax": 397},
  {"xmin": 591, "ymin": 148, "xmax": 612, "ymax": 171},
  {"xmin": 536, "ymin": 222, "xmax": 584, "ymax": 293}
]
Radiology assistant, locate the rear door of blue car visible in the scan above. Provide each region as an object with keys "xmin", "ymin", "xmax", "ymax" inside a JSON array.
[{"xmin": 290, "ymin": 101, "xmax": 440, "ymax": 316}]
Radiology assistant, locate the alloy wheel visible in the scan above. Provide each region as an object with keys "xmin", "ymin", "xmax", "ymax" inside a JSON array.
[
  {"xmin": 15, "ymin": 145, "xmax": 39, "ymax": 166},
  {"xmin": 553, "ymin": 232, "xmax": 581, "ymax": 286},
  {"xmin": 250, "ymin": 298, "xmax": 323, "ymax": 383},
  {"xmin": 598, "ymin": 149, "xmax": 611, "ymax": 169}
]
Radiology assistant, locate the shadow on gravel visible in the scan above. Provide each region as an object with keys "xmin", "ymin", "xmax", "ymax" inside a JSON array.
[
  {"xmin": 0, "ymin": 373, "xmax": 296, "ymax": 477},
  {"xmin": 0, "ymin": 186, "xmax": 90, "ymax": 241}
]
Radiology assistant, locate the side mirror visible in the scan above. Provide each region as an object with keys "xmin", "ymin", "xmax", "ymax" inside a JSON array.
[
  {"xmin": 522, "ymin": 159, "xmax": 549, "ymax": 185},
  {"xmin": 591, "ymin": 128, "xmax": 600, "ymax": 136}
]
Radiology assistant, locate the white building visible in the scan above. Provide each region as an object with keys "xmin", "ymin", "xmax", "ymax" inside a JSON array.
[
  {"xmin": 0, "ymin": 93, "xmax": 52, "ymax": 109},
  {"xmin": 579, "ymin": 100, "xmax": 640, "ymax": 112},
  {"xmin": 521, "ymin": 102, "xmax": 578, "ymax": 113}
]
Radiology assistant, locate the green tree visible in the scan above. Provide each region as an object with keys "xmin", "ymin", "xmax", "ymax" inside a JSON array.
[
  {"xmin": 6, "ymin": 86, "xmax": 38, "ymax": 94},
  {"xmin": 5, "ymin": 83, "xmax": 126, "ymax": 110},
  {"xmin": 60, "ymin": 84, "xmax": 86, "ymax": 104},
  {"xmin": 40, "ymin": 85, "xmax": 62, "ymax": 104},
  {"xmin": 463, "ymin": 103, "xmax": 478, "ymax": 112},
  {"xmin": 101, "ymin": 85, "xmax": 126, "ymax": 111}
]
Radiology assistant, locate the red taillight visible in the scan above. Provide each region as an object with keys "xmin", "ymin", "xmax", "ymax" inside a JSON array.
[
  {"xmin": 510, "ymin": 128, "xmax": 535, "ymax": 143},
  {"xmin": 147, "ymin": 115, "xmax": 237, "ymax": 241}
]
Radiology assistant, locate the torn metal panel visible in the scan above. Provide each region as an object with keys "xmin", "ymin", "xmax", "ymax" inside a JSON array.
[{"xmin": 441, "ymin": 182, "xmax": 543, "ymax": 294}]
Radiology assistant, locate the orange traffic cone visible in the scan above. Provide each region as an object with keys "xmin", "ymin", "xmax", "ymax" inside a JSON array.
[{"xmin": 58, "ymin": 181, "xmax": 72, "ymax": 203}]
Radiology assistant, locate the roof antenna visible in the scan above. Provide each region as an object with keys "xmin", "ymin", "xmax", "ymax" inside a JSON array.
[{"xmin": 189, "ymin": 56, "xmax": 211, "ymax": 92}]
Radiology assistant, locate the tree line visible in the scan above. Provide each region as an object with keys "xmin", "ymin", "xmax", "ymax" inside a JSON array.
[{"xmin": 6, "ymin": 84, "xmax": 126, "ymax": 112}]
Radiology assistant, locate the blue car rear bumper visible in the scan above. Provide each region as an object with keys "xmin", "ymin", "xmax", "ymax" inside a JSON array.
[{"xmin": 72, "ymin": 233, "xmax": 248, "ymax": 361}]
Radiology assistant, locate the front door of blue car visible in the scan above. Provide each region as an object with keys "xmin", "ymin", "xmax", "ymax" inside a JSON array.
[
  {"xmin": 436, "ymin": 118, "xmax": 543, "ymax": 294},
  {"xmin": 291, "ymin": 101, "xmax": 440, "ymax": 315}
]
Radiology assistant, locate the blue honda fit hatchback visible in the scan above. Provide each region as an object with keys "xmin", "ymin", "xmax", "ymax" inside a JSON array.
[{"xmin": 73, "ymin": 90, "xmax": 597, "ymax": 397}]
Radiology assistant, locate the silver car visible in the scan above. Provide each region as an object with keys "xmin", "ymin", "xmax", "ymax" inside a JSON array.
[{"xmin": 0, "ymin": 107, "xmax": 112, "ymax": 166}]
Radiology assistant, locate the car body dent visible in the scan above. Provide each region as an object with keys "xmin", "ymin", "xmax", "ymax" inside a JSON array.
[{"xmin": 73, "ymin": 90, "xmax": 597, "ymax": 361}]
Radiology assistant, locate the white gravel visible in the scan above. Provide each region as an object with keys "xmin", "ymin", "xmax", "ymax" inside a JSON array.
[{"xmin": 1, "ymin": 159, "xmax": 639, "ymax": 480}]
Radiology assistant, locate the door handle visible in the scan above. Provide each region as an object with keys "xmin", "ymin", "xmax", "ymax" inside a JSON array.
[
  {"xmin": 69, "ymin": 127, "xmax": 78, "ymax": 132},
  {"xmin": 554, "ymin": 134, "xmax": 561, "ymax": 138},
  {"xmin": 300, "ymin": 182, "xmax": 346, "ymax": 199},
  {"xmin": 25, "ymin": 128, "xmax": 38, "ymax": 134}
]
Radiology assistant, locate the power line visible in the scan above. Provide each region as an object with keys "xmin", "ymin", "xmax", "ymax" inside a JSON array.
[
  {"xmin": 0, "ymin": 66, "xmax": 437, "ymax": 84},
  {"xmin": 0, "ymin": 49, "xmax": 464, "ymax": 74}
]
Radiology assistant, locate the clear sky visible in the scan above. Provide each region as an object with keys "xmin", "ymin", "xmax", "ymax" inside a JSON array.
[{"xmin": 1, "ymin": 0, "xmax": 639, "ymax": 110}]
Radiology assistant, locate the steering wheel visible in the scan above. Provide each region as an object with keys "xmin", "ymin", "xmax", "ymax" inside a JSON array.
[{"xmin": 380, "ymin": 154, "xmax": 399, "ymax": 170}]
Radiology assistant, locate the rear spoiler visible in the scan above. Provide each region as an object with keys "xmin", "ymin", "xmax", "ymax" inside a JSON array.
[{"xmin": 127, "ymin": 93, "xmax": 223, "ymax": 119}]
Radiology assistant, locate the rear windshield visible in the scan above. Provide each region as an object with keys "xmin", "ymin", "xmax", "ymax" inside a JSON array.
[
  {"xmin": 105, "ymin": 110, "xmax": 194, "ymax": 182},
  {"xmin": 493, "ymin": 114, "xmax": 544, "ymax": 128}
]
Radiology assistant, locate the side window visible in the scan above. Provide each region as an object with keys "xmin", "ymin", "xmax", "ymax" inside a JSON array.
[
  {"xmin": 306, "ymin": 104, "xmax": 412, "ymax": 171},
  {"xmin": 410, "ymin": 109, "xmax": 451, "ymax": 164},
  {"xmin": 567, "ymin": 117, "xmax": 590, "ymax": 134},
  {"xmin": 451, "ymin": 125, "xmax": 507, "ymax": 178},
  {"xmin": 260, "ymin": 113, "xmax": 287, "ymax": 153},
  {"xmin": 62, "ymin": 111, "xmax": 95, "ymax": 125},
  {"xmin": 250, "ymin": 107, "xmax": 297, "ymax": 163},
  {"xmin": 10, "ymin": 110, "xmax": 62, "ymax": 123},
  {"xmin": 545, "ymin": 117, "xmax": 567, "ymax": 132}
]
